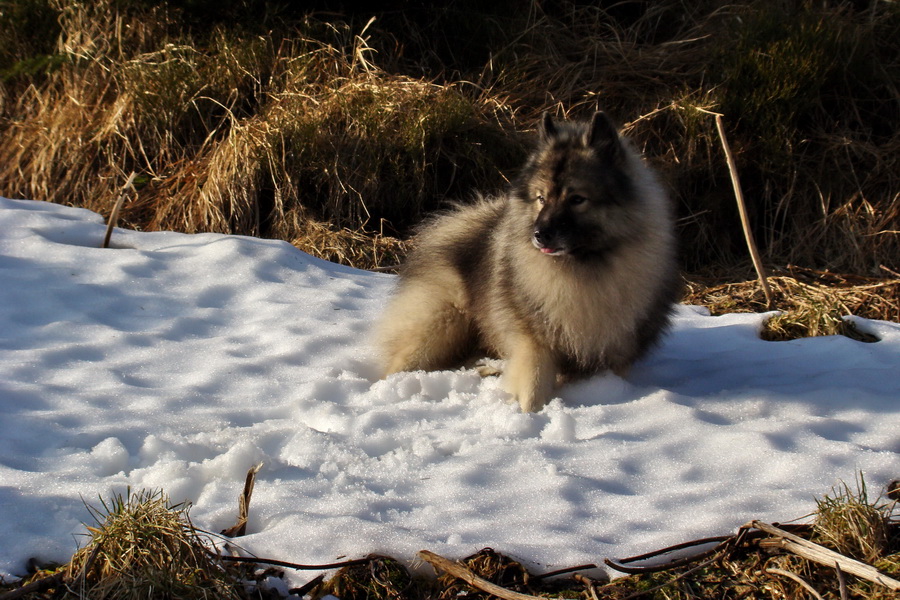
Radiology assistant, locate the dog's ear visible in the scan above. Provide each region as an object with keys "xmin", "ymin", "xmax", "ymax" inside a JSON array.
[
  {"xmin": 586, "ymin": 111, "xmax": 621, "ymax": 160},
  {"xmin": 539, "ymin": 112, "xmax": 557, "ymax": 141}
]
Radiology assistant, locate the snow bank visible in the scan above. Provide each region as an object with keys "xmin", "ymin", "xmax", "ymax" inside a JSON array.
[{"xmin": 1, "ymin": 197, "xmax": 897, "ymax": 584}]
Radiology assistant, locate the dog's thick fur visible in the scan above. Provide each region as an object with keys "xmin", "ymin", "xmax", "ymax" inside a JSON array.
[{"xmin": 377, "ymin": 111, "xmax": 680, "ymax": 412}]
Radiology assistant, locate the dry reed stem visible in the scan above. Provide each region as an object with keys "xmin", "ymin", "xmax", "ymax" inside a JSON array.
[
  {"xmin": 713, "ymin": 112, "xmax": 774, "ymax": 308},
  {"xmin": 419, "ymin": 551, "xmax": 543, "ymax": 600},
  {"xmin": 221, "ymin": 462, "xmax": 263, "ymax": 538},
  {"xmin": 754, "ymin": 521, "xmax": 900, "ymax": 592},
  {"xmin": 765, "ymin": 567, "xmax": 826, "ymax": 600},
  {"xmin": 102, "ymin": 172, "xmax": 136, "ymax": 248},
  {"xmin": 677, "ymin": 103, "xmax": 775, "ymax": 308}
]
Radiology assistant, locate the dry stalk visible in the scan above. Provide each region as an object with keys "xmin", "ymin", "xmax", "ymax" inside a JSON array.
[
  {"xmin": 419, "ymin": 551, "xmax": 544, "ymax": 600},
  {"xmin": 712, "ymin": 113, "xmax": 774, "ymax": 307},
  {"xmin": 752, "ymin": 521, "xmax": 900, "ymax": 591},
  {"xmin": 221, "ymin": 462, "xmax": 263, "ymax": 538},
  {"xmin": 765, "ymin": 567, "xmax": 826, "ymax": 600},
  {"xmin": 836, "ymin": 562, "xmax": 850, "ymax": 600},
  {"xmin": 102, "ymin": 172, "xmax": 136, "ymax": 248},
  {"xmin": 681, "ymin": 104, "xmax": 775, "ymax": 308}
]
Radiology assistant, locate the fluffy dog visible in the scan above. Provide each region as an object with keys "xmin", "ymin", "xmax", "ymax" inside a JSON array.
[{"xmin": 377, "ymin": 111, "xmax": 680, "ymax": 412}]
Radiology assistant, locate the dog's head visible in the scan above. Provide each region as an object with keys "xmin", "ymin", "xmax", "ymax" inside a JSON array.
[{"xmin": 513, "ymin": 111, "xmax": 642, "ymax": 259}]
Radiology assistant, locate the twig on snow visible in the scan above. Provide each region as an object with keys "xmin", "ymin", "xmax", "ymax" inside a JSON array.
[
  {"xmin": 0, "ymin": 572, "xmax": 67, "ymax": 600},
  {"xmin": 102, "ymin": 172, "xmax": 136, "ymax": 249},
  {"xmin": 211, "ymin": 551, "xmax": 373, "ymax": 572}
]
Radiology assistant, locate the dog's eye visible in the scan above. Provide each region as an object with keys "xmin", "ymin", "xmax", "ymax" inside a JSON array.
[
  {"xmin": 536, "ymin": 194, "xmax": 545, "ymax": 205},
  {"xmin": 568, "ymin": 194, "xmax": 587, "ymax": 206}
]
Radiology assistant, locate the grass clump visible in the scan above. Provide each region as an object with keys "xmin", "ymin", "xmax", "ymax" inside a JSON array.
[
  {"xmin": 65, "ymin": 489, "xmax": 242, "ymax": 599},
  {"xmin": 757, "ymin": 476, "xmax": 900, "ymax": 600},
  {"xmin": 813, "ymin": 475, "xmax": 891, "ymax": 564}
]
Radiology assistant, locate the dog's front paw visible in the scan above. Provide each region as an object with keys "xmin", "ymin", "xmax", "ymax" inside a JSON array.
[{"xmin": 474, "ymin": 359, "xmax": 503, "ymax": 378}]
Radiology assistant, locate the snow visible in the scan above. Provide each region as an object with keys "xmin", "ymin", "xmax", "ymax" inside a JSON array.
[{"xmin": 1, "ymin": 197, "xmax": 898, "ymax": 584}]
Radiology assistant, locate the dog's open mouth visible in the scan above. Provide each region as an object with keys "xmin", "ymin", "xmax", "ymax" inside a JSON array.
[{"xmin": 532, "ymin": 237, "xmax": 566, "ymax": 256}]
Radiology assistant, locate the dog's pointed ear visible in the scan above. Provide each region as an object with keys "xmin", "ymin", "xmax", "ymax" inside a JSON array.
[
  {"xmin": 586, "ymin": 111, "xmax": 621, "ymax": 160},
  {"xmin": 539, "ymin": 112, "xmax": 557, "ymax": 141}
]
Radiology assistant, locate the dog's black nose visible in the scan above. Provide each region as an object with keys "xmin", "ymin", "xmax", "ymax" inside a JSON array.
[{"xmin": 533, "ymin": 227, "xmax": 546, "ymax": 246}]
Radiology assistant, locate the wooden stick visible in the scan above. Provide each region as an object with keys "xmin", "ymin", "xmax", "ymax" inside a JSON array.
[
  {"xmin": 0, "ymin": 572, "xmax": 66, "ymax": 600},
  {"xmin": 713, "ymin": 115, "xmax": 774, "ymax": 308},
  {"xmin": 418, "ymin": 550, "xmax": 544, "ymax": 600},
  {"xmin": 102, "ymin": 171, "xmax": 137, "ymax": 249},
  {"xmin": 752, "ymin": 521, "xmax": 900, "ymax": 591}
]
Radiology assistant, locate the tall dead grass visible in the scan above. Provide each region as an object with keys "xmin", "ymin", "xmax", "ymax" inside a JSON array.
[
  {"xmin": 0, "ymin": 0, "xmax": 520, "ymax": 269},
  {"xmin": 487, "ymin": 1, "xmax": 900, "ymax": 274},
  {"xmin": 1, "ymin": 0, "xmax": 898, "ymax": 278}
]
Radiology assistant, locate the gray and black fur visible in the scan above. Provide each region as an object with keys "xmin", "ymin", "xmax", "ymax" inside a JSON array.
[{"xmin": 376, "ymin": 111, "xmax": 681, "ymax": 412}]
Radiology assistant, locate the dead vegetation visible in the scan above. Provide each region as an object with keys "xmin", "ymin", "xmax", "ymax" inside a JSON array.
[
  {"xmin": 0, "ymin": 489, "xmax": 246, "ymax": 600},
  {"xmin": 2, "ymin": 476, "xmax": 898, "ymax": 600},
  {"xmin": 1, "ymin": 1, "xmax": 898, "ymax": 331},
  {"xmin": 684, "ymin": 266, "xmax": 899, "ymax": 342},
  {"xmin": 0, "ymin": 0, "xmax": 521, "ymax": 268}
]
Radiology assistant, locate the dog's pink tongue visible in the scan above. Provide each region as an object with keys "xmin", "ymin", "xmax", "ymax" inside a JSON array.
[{"xmin": 540, "ymin": 247, "xmax": 557, "ymax": 254}]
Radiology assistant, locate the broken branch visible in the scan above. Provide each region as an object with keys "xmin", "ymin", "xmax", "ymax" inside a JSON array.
[
  {"xmin": 418, "ymin": 550, "xmax": 544, "ymax": 600},
  {"xmin": 752, "ymin": 521, "xmax": 900, "ymax": 591}
]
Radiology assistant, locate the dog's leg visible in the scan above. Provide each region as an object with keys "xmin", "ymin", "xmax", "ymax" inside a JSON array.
[
  {"xmin": 473, "ymin": 359, "xmax": 502, "ymax": 378},
  {"xmin": 501, "ymin": 335, "xmax": 556, "ymax": 413},
  {"xmin": 379, "ymin": 284, "xmax": 473, "ymax": 376}
]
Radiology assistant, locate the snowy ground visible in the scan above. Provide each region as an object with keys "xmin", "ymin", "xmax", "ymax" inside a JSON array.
[{"xmin": 1, "ymin": 197, "xmax": 898, "ymax": 586}]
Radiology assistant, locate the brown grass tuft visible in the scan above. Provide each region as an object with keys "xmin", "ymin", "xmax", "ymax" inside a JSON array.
[
  {"xmin": 67, "ymin": 489, "xmax": 242, "ymax": 600},
  {"xmin": 813, "ymin": 475, "xmax": 891, "ymax": 565},
  {"xmin": 315, "ymin": 555, "xmax": 420, "ymax": 600}
]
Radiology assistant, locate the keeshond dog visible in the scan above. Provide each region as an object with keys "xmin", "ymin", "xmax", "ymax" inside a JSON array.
[{"xmin": 376, "ymin": 111, "xmax": 680, "ymax": 412}]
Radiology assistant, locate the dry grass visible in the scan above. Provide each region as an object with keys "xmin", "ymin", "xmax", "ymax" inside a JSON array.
[
  {"xmin": 0, "ymin": 0, "xmax": 521, "ymax": 271},
  {"xmin": 66, "ymin": 489, "xmax": 242, "ymax": 600},
  {"xmin": 485, "ymin": 1, "xmax": 900, "ymax": 275},
  {"xmin": 1, "ymin": 0, "xmax": 899, "ymax": 334},
  {"xmin": 3, "ymin": 478, "xmax": 899, "ymax": 600},
  {"xmin": 3, "ymin": 1, "xmax": 899, "ymax": 276},
  {"xmin": 685, "ymin": 266, "xmax": 899, "ymax": 342},
  {"xmin": 813, "ymin": 476, "xmax": 891, "ymax": 565},
  {"xmin": 288, "ymin": 219, "xmax": 407, "ymax": 271}
]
